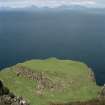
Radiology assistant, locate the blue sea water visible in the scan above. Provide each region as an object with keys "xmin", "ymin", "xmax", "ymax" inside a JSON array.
[{"xmin": 0, "ymin": 9, "xmax": 105, "ymax": 85}]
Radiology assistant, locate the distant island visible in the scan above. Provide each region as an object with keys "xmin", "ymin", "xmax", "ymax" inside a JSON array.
[{"xmin": 0, "ymin": 58, "xmax": 105, "ymax": 105}]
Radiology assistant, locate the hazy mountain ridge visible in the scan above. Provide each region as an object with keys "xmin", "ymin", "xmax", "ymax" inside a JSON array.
[{"xmin": 0, "ymin": 5, "xmax": 105, "ymax": 14}]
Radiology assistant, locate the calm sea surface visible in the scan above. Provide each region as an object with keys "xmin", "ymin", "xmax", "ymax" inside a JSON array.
[{"xmin": 0, "ymin": 10, "xmax": 105, "ymax": 85}]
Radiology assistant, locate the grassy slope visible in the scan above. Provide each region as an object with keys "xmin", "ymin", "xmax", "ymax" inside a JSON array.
[{"xmin": 0, "ymin": 58, "xmax": 101, "ymax": 105}]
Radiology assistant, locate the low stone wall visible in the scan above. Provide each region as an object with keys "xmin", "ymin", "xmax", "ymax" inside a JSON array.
[
  {"xmin": 15, "ymin": 65, "xmax": 54, "ymax": 88},
  {"xmin": 15, "ymin": 65, "xmax": 65, "ymax": 95}
]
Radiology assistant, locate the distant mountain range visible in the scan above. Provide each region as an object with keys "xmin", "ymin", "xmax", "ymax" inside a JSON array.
[{"xmin": 0, "ymin": 4, "xmax": 105, "ymax": 13}]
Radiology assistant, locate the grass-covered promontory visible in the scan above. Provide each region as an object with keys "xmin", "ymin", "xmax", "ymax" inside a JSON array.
[{"xmin": 0, "ymin": 58, "xmax": 101, "ymax": 105}]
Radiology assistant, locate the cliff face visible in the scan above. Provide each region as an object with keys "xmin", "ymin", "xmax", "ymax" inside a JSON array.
[{"xmin": 0, "ymin": 80, "xmax": 29, "ymax": 105}]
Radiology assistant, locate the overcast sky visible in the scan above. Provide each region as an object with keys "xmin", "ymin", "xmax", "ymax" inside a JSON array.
[{"xmin": 0, "ymin": 0, "xmax": 105, "ymax": 8}]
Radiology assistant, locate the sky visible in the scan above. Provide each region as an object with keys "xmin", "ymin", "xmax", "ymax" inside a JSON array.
[{"xmin": 0, "ymin": 0, "xmax": 105, "ymax": 9}]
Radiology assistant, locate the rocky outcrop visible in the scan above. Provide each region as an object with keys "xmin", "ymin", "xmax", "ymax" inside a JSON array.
[
  {"xmin": 15, "ymin": 65, "xmax": 54, "ymax": 88},
  {"xmin": 0, "ymin": 80, "xmax": 29, "ymax": 105},
  {"xmin": 100, "ymin": 84, "xmax": 105, "ymax": 97},
  {"xmin": 15, "ymin": 65, "xmax": 65, "ymax": 95},
  {"xmin": 88, "ymin": 68, "xmax": 96, "ymax": 82},
  {"xmin": 0, "ymin": 80, "xmax": 10, "ymax": 96}
]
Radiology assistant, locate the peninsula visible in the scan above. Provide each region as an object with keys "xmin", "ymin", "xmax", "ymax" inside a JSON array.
[{"xmin": 0, "ymin": 58, "xmax": 104, "ymax": 105}]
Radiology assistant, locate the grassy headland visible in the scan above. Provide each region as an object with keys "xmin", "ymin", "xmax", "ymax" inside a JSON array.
[{"xmin": 0, "ymin": 58, "xmax": 101, "ymax": 105}]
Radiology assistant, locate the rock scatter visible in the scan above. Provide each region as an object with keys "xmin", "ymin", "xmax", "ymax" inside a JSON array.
[{"xmin": 0, "ymin": 80, "xmax": 29, "ymax": 105}]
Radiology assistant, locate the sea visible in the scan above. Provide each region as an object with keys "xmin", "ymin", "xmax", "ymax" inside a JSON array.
[{"xmin": 0, "ymin": 9, "xmax": 105, "ymax": 85}]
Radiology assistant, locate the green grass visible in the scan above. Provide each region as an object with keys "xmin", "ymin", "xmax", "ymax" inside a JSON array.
[{"xmin": 0, "ymin": 58, "xmax": 101, "ymax": 105}]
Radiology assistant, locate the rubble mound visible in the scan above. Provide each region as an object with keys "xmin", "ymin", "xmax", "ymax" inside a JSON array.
[{"xmin": 0, "ymin": 80, "xmax": 29, "ymax": 105}]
